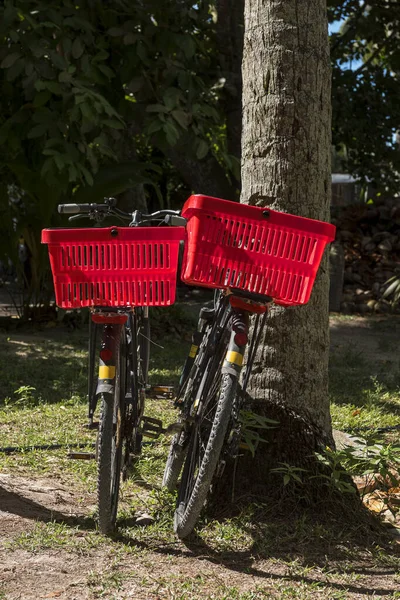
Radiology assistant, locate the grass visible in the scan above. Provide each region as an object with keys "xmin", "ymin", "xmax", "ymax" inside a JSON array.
[
  {"xmin": 8, "ymin": 521, "xmax": 105, "ymax": 555},
  {"xmin": 1, "ymin": 313, "xmax": 400, "ymax": 599},
  {"xmin": 329, "ymin": 341, "xmax": 400, "ymax": 432}
]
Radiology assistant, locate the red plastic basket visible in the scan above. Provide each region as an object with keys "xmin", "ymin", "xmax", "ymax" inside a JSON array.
[
  {"xmin": 41, "ymin": 226, "xmax": 185, "ymax": 309},
  {"xmin": 181, "ymin": 195, "xmax": 336, "ymax": 306}
]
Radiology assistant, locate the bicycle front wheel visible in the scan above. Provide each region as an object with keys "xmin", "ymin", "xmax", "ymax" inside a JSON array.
[
  {"xmin": 174, "ymin": 371, "xmax": 237, "ymax": 539},
  {"xmin": 97, "ymin": 329, "xmax": 126, "ymax": 535}
]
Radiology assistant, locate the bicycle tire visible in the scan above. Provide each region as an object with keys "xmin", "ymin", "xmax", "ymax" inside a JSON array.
[
  {"xmin": 97, "ymin": 334, "xmax": 125, "ymax": 534},
  {"xmin": 162, "ymin": 312, "xmax": 217, "ymax": 492},
  {"xmin": 162, "ymin": 431, "xmax": 187, "ymax": 491},
  {"xmin": 174, "ymin": 372, "xmax": 237, "ymax": 539}
]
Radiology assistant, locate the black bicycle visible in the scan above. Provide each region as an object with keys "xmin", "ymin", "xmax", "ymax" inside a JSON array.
[
  {"xmin": 163, "ymin": 289, "xmax": 270, "ymax": 538},
  {"xmin": 162, "ymin": 193, "xmax": 335, "ymax": 538},
  {"xmin": 42, "ymin": 198, "xmax": 185, "ymax": 534}
]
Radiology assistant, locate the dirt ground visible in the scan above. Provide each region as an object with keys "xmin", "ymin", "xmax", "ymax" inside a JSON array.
[{"xmin": 1, "ymin": 316, "xmax": 400, "ymax": 600}]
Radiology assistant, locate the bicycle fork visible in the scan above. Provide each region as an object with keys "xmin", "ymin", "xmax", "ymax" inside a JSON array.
[
  {"xmin": 221, "ymin": 309, "xmax": 250, "ymax": 380},
  {"xmin": 88, "ymin": 313, "xmax": 126, "ymax": 427}
]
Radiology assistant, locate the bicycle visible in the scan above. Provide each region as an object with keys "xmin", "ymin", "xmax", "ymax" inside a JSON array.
[
  {"xmin": 163, "ymin": 194, "xmax": 336, "ymax": 538},
  {"xmin": 42, "ymin": 198, "xmax": 186, "ymax": 534}
]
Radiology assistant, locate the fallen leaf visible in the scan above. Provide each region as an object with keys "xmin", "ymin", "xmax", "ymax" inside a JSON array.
[
  {"xmin": 353, "ymin": 475, "xmax": 378, "ymax": 494},
  {"xmin": 352, "ymin": 409, "xmax": 361, "ymax": 417},
  {"xmin": 363, "ymin": 492, "xmax": 387, "ymax": 513},
  {"xmin": 42, "ymin": 592, "xmax": 63, "ymax": 598}
]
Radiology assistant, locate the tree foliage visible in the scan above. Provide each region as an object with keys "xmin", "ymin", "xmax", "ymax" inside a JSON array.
[
  {"xmin": 1, "ymin": 0, "xmax": 400, "ymax": 309},
  {"xmin": 0, "ymin": 0, "xmax": 236, "ymax": 303},
  {"xmin": 0, "ymin": 0, "xmax": 231, "ymax": 200},
  {"xmin": 328, "ymin": 0, "xmax": 400, "ymax": 188}
]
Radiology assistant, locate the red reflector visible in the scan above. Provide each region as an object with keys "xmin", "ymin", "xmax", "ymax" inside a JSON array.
[
  {"xmin": 100, "ymin": 348, "xmax": 113, "ymax": 362},
  {"xmin": 234, "ymin": 332, "xmax": 248, "ymax": 347}
]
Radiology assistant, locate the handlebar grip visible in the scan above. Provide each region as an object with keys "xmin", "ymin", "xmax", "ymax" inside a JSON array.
[
  {"xmin": 58, "ymin": 203, "xmax": 92, "ymax": 214},
  {"xmin": 165, "ymin": 215, "xmax": 187, "ymax": 227}
]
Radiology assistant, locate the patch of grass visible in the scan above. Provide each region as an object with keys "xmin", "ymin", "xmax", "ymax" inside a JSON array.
[
  {"xmin": 0, "ymin": 332, "xmax": 88, "ymax": 405},
  {"xmin": 330, "ymin": 341, "xmax": 400, "ymax": 432},
  {"xmin": 2, "ymin": 315, "xmax": 400, "ymax": 600},
  {"xmin": 7, "ymin": 521, "xmax": 105, "ymax": 555},
  {"xmin": 86, "ymin": 565, "xmax": 129, "ymax": 598}
]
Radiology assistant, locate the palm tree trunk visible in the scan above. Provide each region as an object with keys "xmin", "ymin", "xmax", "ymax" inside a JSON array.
[{"xmin": 238, "ymin": 0, "xmax": 333, "ymax": 479}]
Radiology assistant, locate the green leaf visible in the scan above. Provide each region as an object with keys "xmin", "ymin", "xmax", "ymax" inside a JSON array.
[
  {"xmin": 163, "ymin": 121, "xmax": 180, "ymax": 146},
  {"xmin": 196, "ymin": 139, "xmax": 208, "ymax": 160},
  {"xmin": 49, "ymin": 50, "xmax": 67, "ymax": 70},
  {"xmin": 123, "ymin": 33, "xmax": 137, "ymax": 45},
  {"xmin": 146, "ymin": 119, "xmax": 163, "ymax": 135},
  {"xmin": 72, "ymin": 38, "xmax": 84, "ymax": 59},
  {"xmin": 163, "ymin": 87, "xmax": 181, "ymax": 111},
  {"xmin": 27, "ymin": 123, "xmax": 48, "ymax": 139},
  {"xmin": 137, "ymin": 42, "xmax": 149, "ymax": 64},
  {"xmin": 73, "ymin": 162, "xmax": 160, "ymax": 204},
  {"xmin": 283, "ymin": 474, "xmax": 290, "ymax": 486},
  {"xmin": 108, "ymin": 27, "xmax": 124, "ymax": 37},
  {"xmin": 1, "ymin": 53, "xmax": 21, "ymax": 69},
  {"xmin": 33, "ymin": 91, "xmax": 52, "ymax": 107},
  {"xmin": 80, "ymin": 103, "xmax": 96, "ymax": 122},
  {"xmin": 97, "ymin": 65, "xmax": 115, "ymax": 79},
  {"xmin": 6, "ymin": 60, "xmax": 25, "ymax": 81},
  {"xmin": 54, "ymin": 155, "xmax": 65, "ymax": 171},
  {"xmin": 146, "ymin": 104, "xmax": 169, "ymax": 114},
  {"xmin": 68, "ymin": 165, "xmax": 78, "ymax": 182},
  {"xmin": 103, "ymin": 118, "xmax": 125, "ymax": 130},
  {"xmin": 41, "ymin": 157, "xmax": 53, "ymax": 177},
  {"xmin": 45, "ymin": 81, "xmax": 63, "ymax": 95},
  {"xmin": 79, "ymin": 164, "xmax": 94, "ymax": 186},
  {"xmin": 59, "ymin": 71, "xmax": 72, "ymax": 83},
  {"xmin": 181, "ymin": 35, "xmax": 196, "ymax": 59}
]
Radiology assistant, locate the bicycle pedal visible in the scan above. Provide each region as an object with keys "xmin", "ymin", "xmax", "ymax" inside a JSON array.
[
  {"xmin": 147, "ymin": 385, "xmax": 175, "ymax": 399},
  {"xmin": 68, "ymin": 452, "xmax": 96, "ymax": 460},
  {"xmin": 140, "ymin": 416, "xmax": 164, "ymax": 439},
  {"xmin": 164, "ymin": 422, "xmax": 184, "ymax": 436}
]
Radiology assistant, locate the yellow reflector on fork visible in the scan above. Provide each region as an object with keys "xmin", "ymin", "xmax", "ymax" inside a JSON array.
[
  {"xmin": 225, "ymin": 351, "xmax": 243, "ymax": 366},
  {"xmin": 99, "ymin": 365, "xmax": 116, "ymax": 379}
]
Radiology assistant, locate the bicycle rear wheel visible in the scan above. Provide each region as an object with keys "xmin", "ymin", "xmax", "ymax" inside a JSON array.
[
  {"xmin": 163, "ymin": 305, "xmax": 218, "ymax": 492},
  {"xmin": 174, "ymin": 372, "xmax": 237, "ymax": 538},
  {"xmin": 97, "ymin": 327, "xmax": 126, "ymax": 534},
  {"xmin": 173, "ymin": 300, "xmax": 236, "ymax": 538}
]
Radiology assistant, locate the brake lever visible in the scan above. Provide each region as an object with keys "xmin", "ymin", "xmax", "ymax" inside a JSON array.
[{"xmin": 68, "ymin": 214, "xmax": 87, "ymax": 222}]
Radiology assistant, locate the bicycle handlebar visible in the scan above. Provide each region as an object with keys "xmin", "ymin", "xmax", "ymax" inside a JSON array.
[
  {"xmin": 58, "ymin": 203, "xmax": 109, "ymax": 214},
  {"xmin": 57, "ymin": 199, "xmax": 186, "ymax": 226}
]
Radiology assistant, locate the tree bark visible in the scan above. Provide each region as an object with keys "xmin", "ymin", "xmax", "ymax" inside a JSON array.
[{"xmin": 239, "ymin": 0, "xmax": 333, "ymax": 474}]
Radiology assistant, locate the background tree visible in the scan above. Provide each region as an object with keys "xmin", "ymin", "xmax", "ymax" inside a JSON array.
[
  {"xmin": 238, "ymin": 0, "xmax": 333, "ymax": 481},
  {"xmin": 0, "ymin": 0, "xmax": 236, "ymax": 307},
  {"xmin": 328, "ymin": 0, "xmax": 400, "ymax": 188},
  {"xmin": 1, "ymin": 0, "xmax": 399, "ymax": 315}
]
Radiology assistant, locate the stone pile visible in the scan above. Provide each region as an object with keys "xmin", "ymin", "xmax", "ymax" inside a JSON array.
[{"xmin": 330, "ymin": 197, "xmax": 400, "ymax": 314}]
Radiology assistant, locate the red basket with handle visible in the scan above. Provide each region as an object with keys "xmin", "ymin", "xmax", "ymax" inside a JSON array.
[
  {"xmin": 180, "ymin": 195, "xmax": 336, "ymax": 306},
  {"xmin": 42, "ymin": 226, "xmax": 185, "ymax": 308}
]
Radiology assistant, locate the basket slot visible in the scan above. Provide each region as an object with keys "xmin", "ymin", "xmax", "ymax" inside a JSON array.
[
  {"xmin": 210, "ymin": 216, "xmax": 221, "ymax": 244},
  {"xmin": 159, "ymin": 244, "xmax": 163, "ymax": 268},
  {"xmin": 307, "ymin": 238, "xmax": 317, "ymax": 264}
]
